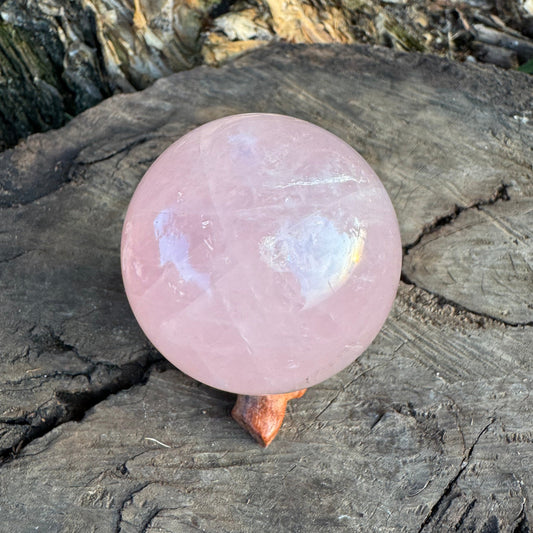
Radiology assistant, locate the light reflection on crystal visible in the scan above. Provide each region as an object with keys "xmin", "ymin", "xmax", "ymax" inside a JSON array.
[
  {"xmin": 259, "ymin": 214, "xmax": 366, "ymax": 308},
  {"xmin": 154, "ymin": 209, "xmax": 210, "ymax": 292}
]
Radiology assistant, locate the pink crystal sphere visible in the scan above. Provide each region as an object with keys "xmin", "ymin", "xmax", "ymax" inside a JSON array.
[{"xmin": 121, "ymin": 114, "xmax": 402, "ymax": 395}]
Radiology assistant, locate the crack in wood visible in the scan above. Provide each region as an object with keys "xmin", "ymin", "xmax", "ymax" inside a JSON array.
[
  {"xmin": 140, "ymin": 508, "xmax": 167, "ymax": 533},
  {"xmin": 403, "ymin": 183, "xmax": 510, "ymax": 256},
  {"xmin": 0, "ymin": 131, "xmax": 160, "ymax": 209},
  {"xmin": 369, "ymin": 411, "xmax": 385, "ymax": 431},
  {"xmin": 454, "ymin": 498, "xmax": 477, "ymax": 530},
  {"xmin": 417, "ymin": 419, "xmax": 495, "ymax": 532},
  {"xmin": 511, "ymin": 473, "xmax": 531, "ymax": 533},
  {"xmin": 75, "ymin": 135, "xmax": 152, "ymax": 166},
  {"xmin": 0, "ymin": 350, "xmax": 161, "ymax": 465},
  {"xmin": 400, "ymin": 274, "xmax": 533, "ymax": 328},
  {"xmin": 115, "ymin": 482, "xmax": 152, "ymax": 533},
  {"xmin": 514, "ymin": 515, "xmax": 530, "ymax": 533},
  {"xmin": 513, "ymin": 508, "xmax": 530, "ymax": 533},
  {"xmin": 0, "ymin": 250, "xmax": 31, "ymax": 264}
]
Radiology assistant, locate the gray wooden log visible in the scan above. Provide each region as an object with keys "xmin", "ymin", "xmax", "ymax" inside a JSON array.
[
  {"xmin": 0, "ymin": 43, "xmax": 532, "ymax": 532},
  {"xmin": 473, "ymin": 23, "xmax": 533, "ymax": 63},
  {"xmin": 472, "ymin": 42, "xmax": 519, "ymax": 69}
]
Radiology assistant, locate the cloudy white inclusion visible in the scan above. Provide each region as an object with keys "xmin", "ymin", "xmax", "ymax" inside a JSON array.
[
  {"xmin": 154, "ymin": 209, "xmax": 210, "ymax": 292},
  {"xmin": 271, "ymin": 174, "xmax": 366, "ymax": 188},
  {"xmin": 227, "ymin": 133, "xmax": 257, "ymax": 157},
  {"xmin": 260, "ymin": 214, "xmax": 366, "ymax": 308}
]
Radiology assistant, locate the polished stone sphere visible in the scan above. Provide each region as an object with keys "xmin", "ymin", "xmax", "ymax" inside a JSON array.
[{"xmin": 121, "ymin": 114, "xmax": 402, "ymax": 395}]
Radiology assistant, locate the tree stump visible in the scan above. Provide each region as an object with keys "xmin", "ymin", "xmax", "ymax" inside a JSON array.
[{"xmin": 0, "ymin": 44, "xmax": 531, "ymax": 532}]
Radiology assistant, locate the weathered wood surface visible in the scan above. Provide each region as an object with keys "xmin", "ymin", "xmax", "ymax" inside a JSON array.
[{"xmin": 0, "ymin": 44, "xmax": 532, "ymax": 532}]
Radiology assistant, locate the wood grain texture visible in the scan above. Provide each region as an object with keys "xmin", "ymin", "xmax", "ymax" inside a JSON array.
[{"xmin": 0, "ymin": 43, "xmax": 531, "ymax": 532}]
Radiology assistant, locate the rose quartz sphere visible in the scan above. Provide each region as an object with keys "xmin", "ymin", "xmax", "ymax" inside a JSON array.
[{"xmin": 121, "ymin": 114, "xmax": 401, "ymax": 395}]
